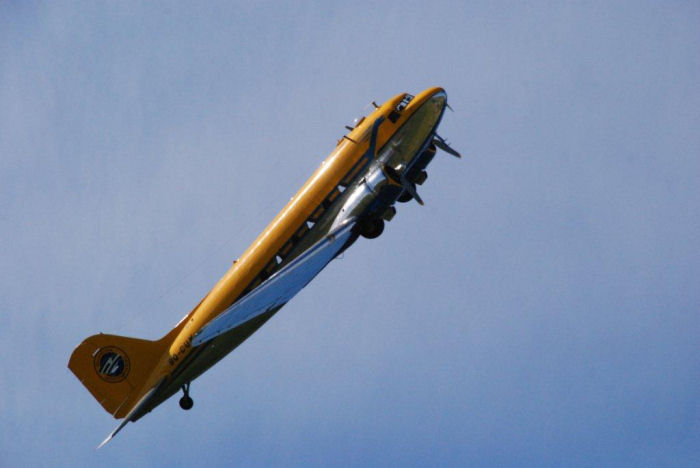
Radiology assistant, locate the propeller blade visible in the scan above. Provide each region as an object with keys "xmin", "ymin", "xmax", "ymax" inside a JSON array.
[
  {"xmin": 402, "ymin": 179, "xmax": 424, "ymax": 205},
  {"xmin": 383, "ymin": 164, "xmax": 424, "ymax": 206},
  {"xmin": 433, "ymin": 134, "xmax": 461, "ymax": 158}
]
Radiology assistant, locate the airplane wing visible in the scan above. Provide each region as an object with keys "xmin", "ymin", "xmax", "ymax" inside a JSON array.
[{"xmin": 192, "ymin": 220, "xmax": 356, "ymax": 346}]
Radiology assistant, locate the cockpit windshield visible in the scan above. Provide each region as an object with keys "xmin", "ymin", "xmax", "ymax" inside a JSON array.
[{"xmin": 395, "ymin": 94, "xmax": 414, "ymax": 112}]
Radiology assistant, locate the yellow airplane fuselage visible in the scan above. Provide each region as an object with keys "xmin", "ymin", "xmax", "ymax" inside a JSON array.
[{"xmin": 69, "ymin": 86, "xmax": 451, "ymax": 435}]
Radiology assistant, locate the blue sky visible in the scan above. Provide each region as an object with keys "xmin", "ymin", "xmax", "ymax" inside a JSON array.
[{"xmin": 1, "ymin": 2, "xmax": 698, "ymax": 466}]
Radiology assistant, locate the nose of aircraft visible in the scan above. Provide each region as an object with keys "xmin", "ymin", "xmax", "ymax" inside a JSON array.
[
  {"xmin": 409, "ymin": 87, "xmax": 447, "ymax": 124},
  {"xmin": 418, "ymin": 87, "xmax": 447, "ymax": 113},
  {"xmin": 430, "ymin": 91, "xmax": 448, "ymax": 117},
  {"xmin": 416, "ymin": 87, "xmax": 448, "ymax": 130},
  {"xmin": 417, "ymin": 88, "xmax": 461, "ymax": 158},
  {"xmin": 430, "ymin": 88, "xmax": 447, "ymax": 107}
]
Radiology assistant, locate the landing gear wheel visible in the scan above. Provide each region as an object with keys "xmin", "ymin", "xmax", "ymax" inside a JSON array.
[
  {"xmin": 179, "ymin": 395, "xmax": 194, "ymax": 410},
  {"xmin": 179, "ymin": 382, "xmax": 193, "ymax": 410},
  {"xmin": 359, "ymin": 218, "xmax": 384, "ymax": 239}
]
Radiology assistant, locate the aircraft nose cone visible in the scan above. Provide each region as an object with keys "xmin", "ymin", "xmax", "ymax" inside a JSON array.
[{"xmin": 428, "ymin": 89, "xmax": 447, "ymax": 114}]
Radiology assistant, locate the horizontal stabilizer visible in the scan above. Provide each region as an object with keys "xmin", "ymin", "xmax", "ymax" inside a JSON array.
[
  {"xmin": 98, "ymin": 381, "xmax": 162, "ymax": 448},
  {"xmin": 193, "ymin": 221, "xmax": 356, "ymax": 346}
]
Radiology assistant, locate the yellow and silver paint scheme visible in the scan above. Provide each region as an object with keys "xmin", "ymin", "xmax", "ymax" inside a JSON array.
[{"xmin": 69, "ymin": 86, "xmax": 449, "ymax": 426}]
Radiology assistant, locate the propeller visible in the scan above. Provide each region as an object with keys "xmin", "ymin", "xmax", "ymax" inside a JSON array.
[
  {"xmin": 383, "ymin": 164, "xmax": 424, "ymax": 206},
  {"xmin": 433, "ymin": 133, "xmax": 461, "ymax": 158}
]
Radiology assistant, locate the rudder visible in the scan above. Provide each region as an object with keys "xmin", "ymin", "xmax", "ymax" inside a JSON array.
[{"xmin": 68, "ymin": 333, "xmax": 166, "ymax": 418}]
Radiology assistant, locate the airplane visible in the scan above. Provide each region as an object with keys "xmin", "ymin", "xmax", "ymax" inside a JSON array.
[{"xmin": 68, "ymin": 86, "xmax": 461, "ymax": 447}]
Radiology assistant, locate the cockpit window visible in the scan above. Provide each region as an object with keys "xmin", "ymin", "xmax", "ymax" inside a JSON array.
[
  {"xmin": 389, "ymin": 94, "xmax": 414, "ymax": 123},
  {"xmin": 395, "ymin": 94, "xmax": 414, "ymax": 112}
]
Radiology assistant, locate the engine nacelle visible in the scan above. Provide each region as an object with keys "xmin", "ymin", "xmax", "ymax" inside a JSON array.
[
  {"xmin": 330, "ymin": 162, "xmax": 401, "ymax": 232},
  {"xmin": 408, "ymin": 143, "xmax": 437, "ymax": 176}
]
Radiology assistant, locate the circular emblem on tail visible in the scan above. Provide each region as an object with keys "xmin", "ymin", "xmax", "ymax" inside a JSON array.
[{"xmin": 94, "ymin": 346, "xmax": 130, "ymax": 382}]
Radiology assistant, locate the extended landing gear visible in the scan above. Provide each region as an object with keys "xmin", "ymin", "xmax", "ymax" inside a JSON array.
[
  {"xmin": 179, "ymin": 382, "xmax": 194, "ymax": 410},
  {"xmin": 358, "ymin": 217, "xmax": 384, "ymax": 239}
]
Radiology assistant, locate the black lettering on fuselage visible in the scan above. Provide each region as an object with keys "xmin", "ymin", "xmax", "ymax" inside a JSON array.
[{"xmin": 169, "ymin": 335, "xmax": 193, "ymax": 366}]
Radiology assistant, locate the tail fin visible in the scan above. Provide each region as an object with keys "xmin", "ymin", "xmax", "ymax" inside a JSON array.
[{"xmin": 68, "ymin": 333, "xmax": 166, "ymax": 419}]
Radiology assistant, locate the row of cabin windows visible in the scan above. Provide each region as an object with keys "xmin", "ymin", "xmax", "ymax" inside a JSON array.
[{"xmin": 236, "ymin": 157, "xmax": 366, "ymax": 298}]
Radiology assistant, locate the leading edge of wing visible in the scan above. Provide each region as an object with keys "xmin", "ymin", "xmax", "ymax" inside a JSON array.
[{"xmin": 192, "ymin": 220, "xmax": 357, "ymax": 347}]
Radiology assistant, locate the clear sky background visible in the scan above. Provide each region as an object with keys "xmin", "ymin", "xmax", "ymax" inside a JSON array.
[{"xmin": 1, "ymin": 1, "xmax": 698, "ymax": 466}]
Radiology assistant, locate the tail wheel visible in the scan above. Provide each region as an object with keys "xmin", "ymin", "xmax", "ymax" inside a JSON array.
[
  {"xmin": 359, "ymin": 218, "xmax": 384, "ymax": 239},
  {"xmin": 179, "ymin": 395, "xmax": 194, "ymax": 410},
  {"xmin": 179, "ymin": 382, "xmax": 194, "ymax": 410}
]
